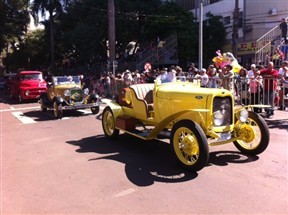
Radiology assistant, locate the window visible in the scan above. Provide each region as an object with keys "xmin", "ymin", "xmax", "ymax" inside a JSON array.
[{"xmin": 224, "ymin": 16, "xmax": 231, "ymax": 25}]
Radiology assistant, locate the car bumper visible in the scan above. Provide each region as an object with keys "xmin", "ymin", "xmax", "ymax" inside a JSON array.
[
  {"xmin": 21, "ymin": 89, "xmax": 47, "ymax": 100},
  {"xmin": 62, "ymin": 102, "xmax": 101, "ymax": 110}
]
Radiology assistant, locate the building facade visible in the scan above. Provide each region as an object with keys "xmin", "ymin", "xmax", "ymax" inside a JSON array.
[{"xmin": 165, "ymin": 0, "xmax": 288, "ymax": 66}]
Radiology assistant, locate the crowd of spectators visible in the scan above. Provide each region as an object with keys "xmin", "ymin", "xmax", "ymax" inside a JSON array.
[{"xmin": 81, "ymin": 60, "xmax": 288, "ymax": 119}]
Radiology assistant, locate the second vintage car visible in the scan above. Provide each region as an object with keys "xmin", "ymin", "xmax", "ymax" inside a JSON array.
[
  {"xmin": 39, "ymin": 75, "xmax": 101, "ymax": 118},
  {"xmin": 101, "ymin": 81, "xmax": 270, "ymax": 172},
  {"xmin": 8, "ymin": 70, "xmax": 47, "ymax": 102}
]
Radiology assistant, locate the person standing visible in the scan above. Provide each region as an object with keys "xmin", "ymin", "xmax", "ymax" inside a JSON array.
[
  {"xmin": 249, "ymin": 67, "xmax": 263, "ymax": 113},
  {"xmin": 166, "ymin": 65, "xmax": 177, "ymax": 82},
  {"xmin": 260, "ymin": 62, "xmax": 279, "ymax": 118},
  {"xmin": 145, "ymin": 69, "xmax": 156, "ymax": 83},
  {"xmin": 280, "ymin": 18, "xmax": 287, "ymax": 44},
  {"xmin": 219, "ymin": 64, "xmax": 234, "ymax": 92},
  {"xmin": 278, "ymin": 61, "xmax": 288, "ymax": 110},
  {"xmin": 199, "ymin": 68, "xmax": 209, "ymax": 87}
]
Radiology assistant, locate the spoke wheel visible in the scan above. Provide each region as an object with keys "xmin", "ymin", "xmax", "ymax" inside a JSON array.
[
  {"xmin": 53, "ymin": 101, "xmax": 63, "ymax": 119},
  {"xmin": 233, "ymin": 111, "xmax": 269, "ymax": 155},
  {"xmin": 170, "ymin": 120, "xmax": 209, "ymax": 172},
  {"xmin": 102, "ymin": 106, "xmax": 119, "ymax": 139}
]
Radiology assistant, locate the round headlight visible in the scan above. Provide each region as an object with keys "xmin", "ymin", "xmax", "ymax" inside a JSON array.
[
  {"xmin": 83, "ymin": 88, "xmax": 89, "ymax": 95},
  {"xmin": 213, "ymin": 110, "xmax": 224, "ymax": 126},
  {"xmin": 25, "ymin": 90, "xmax": 30, "ymax": 96},
  {"xmin": 64, "ymin": 90, "xmax": 70, "ymax": 96},
  {"xmin": 239, "ymin": 109, "xmax": 249, "ymax": 122}
]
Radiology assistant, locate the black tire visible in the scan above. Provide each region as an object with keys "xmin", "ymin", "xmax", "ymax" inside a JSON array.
[
  {"xmin": 41, "ymin": 104, "xmax": 47, "ymax": 112},
  {"xmin": 102, "ymin": 106, "xmax": 119, "ymax": 139},
  {"xmin": 91, "ymin": 106, "xmax": 100, "ymax": 114},
  {"xmin": 233, "ymin": 111, "xmax": 269, "ymax": 155},
  {"xmin": 88, "ymin": 95, "xmax": 100, "ymax": 114},
  {"xmin": 170, "ymin": 120, "xmax": 209, "ymax": 172},
  {"xmin": 39, "ymin": 94, "xmax": 47, "ymax": 112},
  {"xmin": 53, "ymin": 101, "xmax": 63, "ymax": 119}
]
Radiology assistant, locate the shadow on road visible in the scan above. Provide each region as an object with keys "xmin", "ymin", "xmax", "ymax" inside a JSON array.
[
  {"xmin": 264, "ymin": 118, "xmax": 288, "ymax": 131},
  {"xmin": 208, "ymin": 151, "xmax": 259, "ymax": 167},
  {"xmin": 67, "ymin": 134, "xmax": 260, "ymax": 186}
]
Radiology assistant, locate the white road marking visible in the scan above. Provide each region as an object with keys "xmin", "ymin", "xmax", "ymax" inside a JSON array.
[
  {"xmin": 77, "ymin": 109, "xmax": 91, "ymax": 114},
  {"xmin": 5, "ymin": 105, "xmax": 105, "ymax": 124},
  {"xmin": 114, "ymin": 188, "xmax": 136, "ymax": 197},
  {"xmin": 1, "ymin": 105, "xmax": 105, "ymax": 112},
  {"xmin": 11, "ymin": 111, "xmax": 37, "ymax": 124},
  {"xmin": 0, "ymin": 106, "xmax": 39, "ymax": 112}
]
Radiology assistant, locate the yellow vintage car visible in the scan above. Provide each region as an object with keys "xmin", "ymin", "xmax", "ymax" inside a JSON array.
[
  {"xmin": 39, "ymin": 75, "xmax": 101, "ymax": 119},
  {"xmin": 101, "ymin": 81, "xmax": 270, "ymax": 172}
]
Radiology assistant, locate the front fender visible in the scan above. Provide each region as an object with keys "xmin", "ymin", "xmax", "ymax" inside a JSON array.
[
  {"xmin": 234, "ymin": 105, "xmax": 270, "ymax": 119},
  {"xmin": 146, "ymin": 108, "xmax": 209, "ymax": 140},
  {"xmin": 88, "ymin": 93, "xmax": 99, "ymax": 102},
  {"xmin": 53, "ymin": 96, "xmax": 64, "ymax": 105},
  {"xmin": 101, "ymin": 98, "xmax": 124, "ymax": 118}
]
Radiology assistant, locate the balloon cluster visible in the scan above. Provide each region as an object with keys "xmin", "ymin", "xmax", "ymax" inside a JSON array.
[{"xmin": 212, "ymin": 50, "xmax": 241, "ymax": 73}]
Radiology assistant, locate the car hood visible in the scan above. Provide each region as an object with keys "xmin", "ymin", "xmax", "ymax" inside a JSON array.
[
  {"xmin": 156, "ymin": 82, "xmax": 231, "ymax": 99},
  {"xmin": 20, "ymin": 80, "xmax": 47, "ymax": 88}
]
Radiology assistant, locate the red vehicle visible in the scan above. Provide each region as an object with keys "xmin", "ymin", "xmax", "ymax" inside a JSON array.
[{"xmin": 9, "ymin": 71, "xmax": 47, "ymax": 102}]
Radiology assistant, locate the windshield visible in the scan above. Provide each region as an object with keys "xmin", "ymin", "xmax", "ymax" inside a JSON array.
[
  {"xmin": 53, "ymin": 76, "xmax": 81, "ymax": 86},
  {"xmin": 20, "ymin": 73, "xmax": 43, "ymax": 81}
]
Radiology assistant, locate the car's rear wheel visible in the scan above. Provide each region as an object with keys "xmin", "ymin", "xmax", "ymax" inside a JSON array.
[
  {"xmin": 53, "ymin": 101, "xmax": 63, "ymax": 119},
  {"xmin": 233, "ymin": 111, "xmax": 269, "ymax": 155},
  {"xmin": 89, "ymin": 96, "xmax": 100, "ymax": 114},
  {"xmin": 170, "ymin": 120, "xmax": 209, "ymax": 172},
  {"xmin": 102, "ymin": 106, "xmax": 119, "ymax": 139},
  {"xmin": 91, "ymin": 106, "xmax": 100, "ymax": 114},
  {"xmin": 39, "ymin": 95, "xmax": 47, "ymax": 112}
]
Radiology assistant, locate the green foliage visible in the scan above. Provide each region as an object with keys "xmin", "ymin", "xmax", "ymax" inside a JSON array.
[
  {"xmin": 202, "ymin": 12, "xmax": 226, "ymax": 67},
  {"xmin": 0, "ymin": 0, "xmax": 29, "ymax": 52},
  {"xmin": 1, "ymin": 0, "xmax": 227, "ymax": 72}
]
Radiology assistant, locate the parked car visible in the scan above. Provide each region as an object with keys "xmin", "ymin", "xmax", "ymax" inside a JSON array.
[
  {"xmin": 101, "ymin": 81, "xmax": 270, "ymax": 172},
  {"xmin": 9, "ymin": 71, "xmax": 47, "ymax": 102},
  {"xmin": 39, "ymin": 75, "xmax": 101, "ymax": 119}
]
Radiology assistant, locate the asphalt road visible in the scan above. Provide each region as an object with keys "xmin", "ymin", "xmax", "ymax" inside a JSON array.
[{"xmin": 1, "ymin": 94, "xmax": 288, "ymax": 215}]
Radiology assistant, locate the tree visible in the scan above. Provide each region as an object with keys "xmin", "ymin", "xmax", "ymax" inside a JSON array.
[
  {"xmin": 202, "ymin": 12, "xmax": 226, "ymax": 67},
  {"xmin": 0, "ymin": 0, "xmax": 29, "ymax": 72},
  {"xmin": 30, "ymin": 0, "xmax": 69, "ymax": 72}
]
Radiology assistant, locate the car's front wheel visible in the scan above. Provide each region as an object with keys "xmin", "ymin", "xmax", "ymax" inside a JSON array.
[
  {"xmin": 170, "ymin": 120, "xmax": 209, "ymax": 172},
  {"xmin": 53, "ymin": 101, "xmax": 63, "ymax": 119},
  {"xmin": 91, "ymin": 106, "xmax": 100, "ymax": 114},
  {"xmin": 102, "ymin": 106, "xmax": 119, "ymax": 139},
  {"xmin": 233, "ymin": 111, "xmax": 269, "ymax": 155}
]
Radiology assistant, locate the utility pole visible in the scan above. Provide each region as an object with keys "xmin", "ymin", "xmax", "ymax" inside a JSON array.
[
  {"xmin": 198, "ymin": 0, "xmax": 203, "ymax": 70},
  {"xmin": 108, "ymin": 0, "xmax": 116, "ymax": 75},
  {"xmin": 232, "ymin": 0, "xmax": 239, "ymax": 58}
]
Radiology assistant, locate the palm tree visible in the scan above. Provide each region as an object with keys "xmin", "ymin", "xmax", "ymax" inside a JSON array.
[{"xmin": 30, "ymin": 0, "xmax": 66, "ymax": 72}]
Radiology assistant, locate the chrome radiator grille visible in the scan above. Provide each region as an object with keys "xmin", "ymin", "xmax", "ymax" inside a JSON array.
[{"xmin": 213, "ymin": 97, "xmax": 232, "ymax": 126}]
